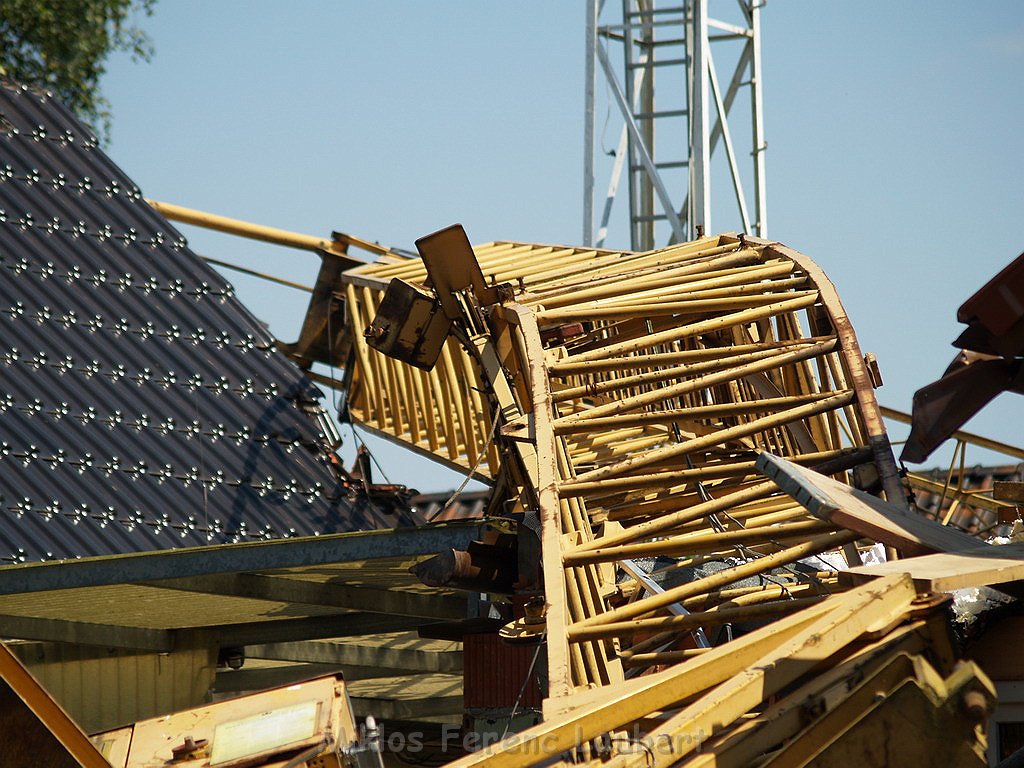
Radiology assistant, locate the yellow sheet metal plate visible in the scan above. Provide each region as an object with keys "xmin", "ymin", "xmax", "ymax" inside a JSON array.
[{"xmin": 209, "ymin": 699, "xmax": 320, "ymax": 765}]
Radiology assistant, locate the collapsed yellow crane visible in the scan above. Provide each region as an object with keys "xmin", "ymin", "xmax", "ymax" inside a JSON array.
[
  {"xmin": 146, "ymin": 201, "xmax": 1006, "ymax": 766},
  {"xmin": 332, "ymin": 227, "xmax": 994, "ymax": 766}
]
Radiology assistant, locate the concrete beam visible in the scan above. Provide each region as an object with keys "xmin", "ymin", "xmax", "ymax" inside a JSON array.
[
  {"xmin": 0, "ymin": 612, "xmax": 433, "ymax": 655},
  {"xmin": 247, "ymin": 638, "xmax": 462, "ymax": 675},
  {"xmin": 0, "ymin": 614, "xmax": 174, "ymax": 652},
  {"xmin": 211, "ymin": 613, "xmax": 423, "ymax": 647},
  {"xmin": 151, "ymin": 574, "xmax": 466, "ymax": 620},
  {"xmin": 0, "ymin": 522, "xmax": 485, "ymax": 596}
]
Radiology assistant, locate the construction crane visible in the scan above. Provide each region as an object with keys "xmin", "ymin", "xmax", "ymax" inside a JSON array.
[
  {"xmin": 318, "ymin": 222, "xmax": 996, "ymax": 765},
  {"xmin": 4, "ymin": 187, "xmax": 1011, "ymax": 764},
  {"xmin": 584, "ymin": 0, "xmax": 767, "ymax": 250},
  {"xmin": 132, "ymin": 194, "xmax": 1017, "ymax": 765},
  {"xmin": 0, "ymin": 5, "xmax": 1019, "ymax": 762}
]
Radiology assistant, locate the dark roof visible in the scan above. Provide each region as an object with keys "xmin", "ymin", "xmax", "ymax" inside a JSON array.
[
  {"xmin": 409, "ymin": 491, "xmax": 489, "ymax": 522},
  {"xmin": 0, "ymin": 82, "xmax": 410, "ymax": 563},
  {"xmin": 913, "ymin": 463, "xmax": 1023, "ymax": 533}
]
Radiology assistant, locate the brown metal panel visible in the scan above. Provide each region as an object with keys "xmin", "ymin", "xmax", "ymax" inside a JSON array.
[
  {"xmin": 462, "ymin": 634, "xmax": 542, "ymax": 711},
  {"xmin": 958, "ymin": 251, "xmax": 1024, "ymax": 335}
]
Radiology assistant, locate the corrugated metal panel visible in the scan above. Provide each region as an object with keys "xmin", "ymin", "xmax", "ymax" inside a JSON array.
[
  {"xmin": 462, "ymin": 633, "xmax": 542, "ymax": 711},
  {"xmin": 0, "ymin": 82, "xmax": 409, "ymax": 563},
  {"xmin": 8, "ymin": 638, "xmax": 216, "ymax": 734}
]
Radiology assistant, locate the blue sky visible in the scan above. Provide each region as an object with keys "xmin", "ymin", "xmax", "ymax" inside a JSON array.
[{"xmin": 102, "ymin": 1, "xmax": 1024, "ymax": 491}]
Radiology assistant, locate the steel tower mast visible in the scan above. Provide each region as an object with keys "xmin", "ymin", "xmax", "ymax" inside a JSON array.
[{"xmin": 583, "ymin": 0, "xmax": 767, "ymax": 250}]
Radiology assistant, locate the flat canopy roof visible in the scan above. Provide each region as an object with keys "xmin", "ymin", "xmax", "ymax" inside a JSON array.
[{"xmin": 0, "ymin": 521, "xmax": 485, "ymax": 651}]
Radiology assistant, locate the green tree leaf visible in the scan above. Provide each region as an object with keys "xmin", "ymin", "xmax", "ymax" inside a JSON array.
[{"xmin": 0, "ymin": 0, "xmax": 155, "ymax": 144}]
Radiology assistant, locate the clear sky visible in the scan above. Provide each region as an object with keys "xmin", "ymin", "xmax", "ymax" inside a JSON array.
[{"xmin": 101, "ymin": 1, "xmax": 1024, "ymax": 492}]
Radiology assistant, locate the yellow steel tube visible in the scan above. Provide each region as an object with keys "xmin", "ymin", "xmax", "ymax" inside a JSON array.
[
  {"xmin": 620, "ymin": 575, "xmax": 914, "ymax": 768},
  {"xmin": 572, "ymin": 530, "xmax": 859, "ymax": 629},
  {"xmin": 563, "ymin": 519, "xmax": 835, "ymax": 566},
  {"xmin": 554, "ymin": 343, "xmax": 840, "ymax": 427},
  {"xmin": 566, "ymin": 293, "xmax": 820, "ymax": 364},
  {"xmin": 553, "ymin": 394, "xmax": 849, "ymax": 437},
  {"xmin": 438, "ymin": 599, "xmax": 839, "ymax": 768},
  {"xmin": 569, "ymin": 596, "xmax": 826, "ymax": 642},
  {"xmin": 572, "ymin": 480, "xmax": 780, "ymax": 554},
  {"xmin": 146, "ymin": 198, "xmax": 390, "ymax": 256},
  {"xmin": 552, "ymin": 343, "xmax": 821, "ymax": 405},
  {"xmin": 678, "ymin": 580, "xmax": 841, "ymax": 612},
  {"xmin": 549, "ymin": 336, "xmax": 833, "ymax": 376},
  {"xmin": 571, "ymin": 390, "xmax": 855, "ymax": 483},
  {"xmin": 547, "ymin": 262, "xmax": 800, "ymax": 313},
  {"xmin": 538, "ymin": 289, "xmax": 818, "ymax": 323},
  {"xmin": 535, "ymin": 248, "xmax": 760, "ymax": 309}
]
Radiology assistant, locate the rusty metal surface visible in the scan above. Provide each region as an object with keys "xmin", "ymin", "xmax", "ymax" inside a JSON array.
[
  {"xmin": 462, "ymin": 633, "xmax": 542, "ymax": 712},
  {"xmin": 903, "ymin": 356, "xmax": 1024, "ymax": 464},
  {"xmin": 365, "ymin": 278, "xmax": 452, "ymax": 371},
  {"xmin": 957, "ymin": 251, "xmax": 1024, "ymax": 340},
  {"xmin": 410, "ymin": 490, "xmax": 489, "ymax": 521},
  {"xmin": 0, "ymin": 82, "xmax": 411, "ymax": 564}
]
